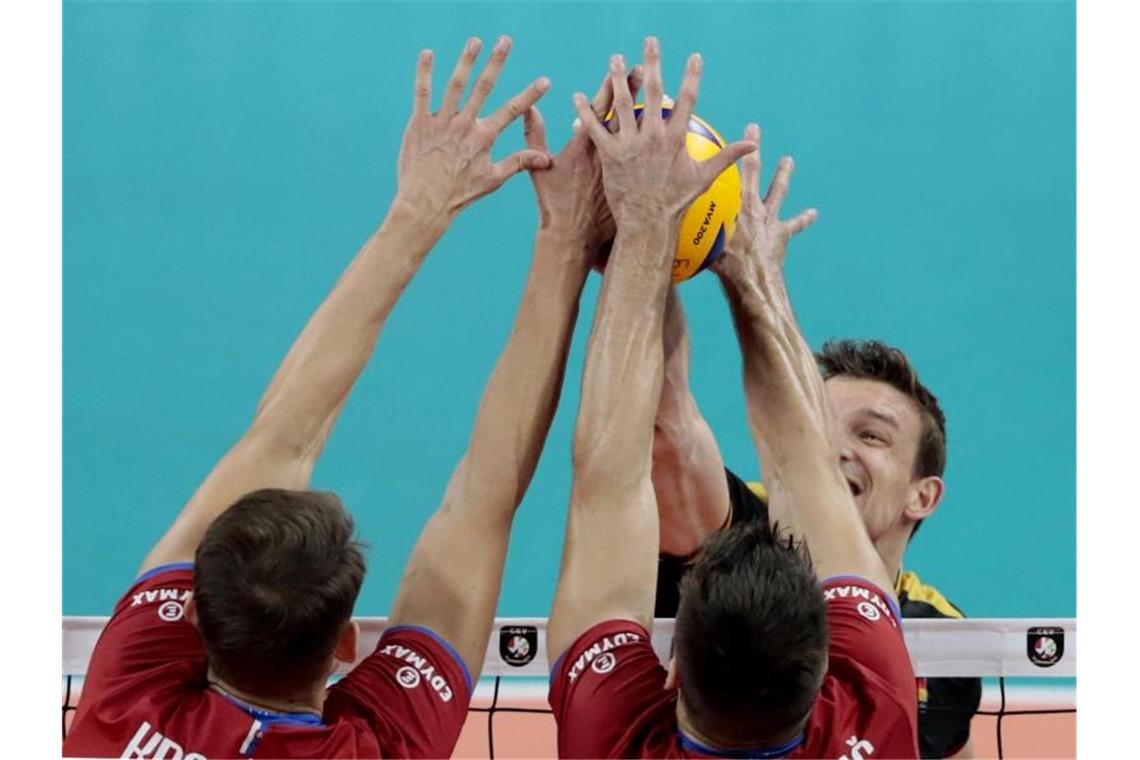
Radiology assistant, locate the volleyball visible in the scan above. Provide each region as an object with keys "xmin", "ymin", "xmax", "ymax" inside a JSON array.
[{"xmin": 601, "ymin": 99, "xmax": 742, "ymax": 282}]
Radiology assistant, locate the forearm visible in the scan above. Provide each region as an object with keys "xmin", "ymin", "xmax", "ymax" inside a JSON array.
[
  {"xmin": 445, "ymin": 228, "xmax": 591, "ymax": 516},
  {"xmin": 387, "ymin": 229, "xmax": 590, "ymax": 670},
  {"xmin": 722, "ymin": 270, "xmax": 889, "ymax": 588},
  {"xmin": 572, "ymin": 220, "xmax": 677, "ymax": 487},
  {"xmin": 652, "ymin": 291, "xmax": 730, "ymax": 556},
  {"xmin": 722, "ymin": 271, "xmax": 833, "ymax": 470},
  {"xmin": 140, "ymin": 203, "xmax": 447, "ymax": 573},
  {"xmin": 251, "ymin": 201, "xmax": 448, "ymax": 456}
]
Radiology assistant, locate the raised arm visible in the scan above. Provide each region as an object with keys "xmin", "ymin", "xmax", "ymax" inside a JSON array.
[
  {"xmin": 548, "ymin": 39, "xmax": 755, "ymax": 660},
  {"xmin": 386, "ymin": 64, "xmax": 639, "ymax": 679},
  {"xmin": 141, "ymin": 38, "xmax": 551, "ymax": 576},
  {"xmin": 713, "ymin": 125, "xmax": 892, "ymax": 593},
  {"xmin": 652, "ymin": 288, "xmax": 731, "ymax": 558}
]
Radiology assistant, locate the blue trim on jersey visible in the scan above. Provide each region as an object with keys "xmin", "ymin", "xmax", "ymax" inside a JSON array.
[
  {"xmin": 134, "ymin": 562, "xmax": 195, "ymax": 585},
  {"xmin": 549, "ymin": 650, "xmax": 567, "ymax": 684},
  {"xmin": 678, "ymin": 730, "xmax": 805, "ymax": 758},
  {"xmin": 214, "ymin": 689, "xmax": 325, "ymax": 728},
  {"xmin": 385, "ymin": 625, "xmax": 474, "ymax": 694},
  {"xmin": 821, "ymin": 574, "xmax": 904, "ymax": 622}
]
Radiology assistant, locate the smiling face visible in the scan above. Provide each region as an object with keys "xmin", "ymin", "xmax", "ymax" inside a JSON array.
[{"xmin": 825, "ymin": 376, "xmax": 934, "ymax": 542}]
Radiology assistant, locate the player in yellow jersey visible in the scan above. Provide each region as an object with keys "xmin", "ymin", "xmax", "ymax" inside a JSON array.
[{"xmin": 651, "ymin": 295, "xmax": 981, "ymax": 758}]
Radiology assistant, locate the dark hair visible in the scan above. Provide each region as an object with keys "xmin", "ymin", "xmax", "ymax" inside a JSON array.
[
  {"xmin": 816, "ymin": 339, "xmax": 947, "ymax": 538},
  {"xmin": 674, "ymin": 521, "xmax": 828, "ymax": 746},
  {"xmin": 194, "ymin": 489, "xmax": 366, "ymax": 696}
]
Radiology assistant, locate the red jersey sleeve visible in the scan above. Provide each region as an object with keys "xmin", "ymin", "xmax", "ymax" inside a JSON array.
[
  {"xmin": 548, "ymin": 620, "xmax": 671, "ymax": 759},
  {"xmin": 82, "ymin": 564, "xmax": 205, "ymax": 692},
  {"xmin": 822, "ymin": 576, "xmax": 913, "ymax": 688},
  {"xmin": 323, "ymin": 625, "xmax": 473, "ymax": 759},
  {"xmin": 820, "ymin": 575, "xmax": 919, "ymax": 757}
]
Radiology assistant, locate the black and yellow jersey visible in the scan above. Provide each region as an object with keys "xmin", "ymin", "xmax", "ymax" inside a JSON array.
[{"xmin": 655, "ymin": 468, "xmax": 981, "ymax": 759}]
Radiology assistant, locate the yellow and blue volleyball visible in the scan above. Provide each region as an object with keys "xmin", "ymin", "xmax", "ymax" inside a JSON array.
[{"xmin": 602, "ymin": 101, "xmax": 742, "ymax": 282}]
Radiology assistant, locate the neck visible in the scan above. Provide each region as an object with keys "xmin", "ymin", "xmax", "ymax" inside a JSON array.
[
  {"xmin": 208, "ymin": 670, "xmax": 324, "ymax": 716},
  {"xmin": 676, "ymin": 698, "xmax": 805, "ymax": 755},
  {"xmin": 873, "ymin": 529, "xmax": 909, "ymax": 588}
]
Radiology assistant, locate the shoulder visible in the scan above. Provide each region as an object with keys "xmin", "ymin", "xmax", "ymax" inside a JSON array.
[
  {"xmin": 895, "ymin": 569, "xmax": 967, "ymax": 619},
  {"xmin": 799, "ymin": 668, "xmax": 919, "ymax": 758}
]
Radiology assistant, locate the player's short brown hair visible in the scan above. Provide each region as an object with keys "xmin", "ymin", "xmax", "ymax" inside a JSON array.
[
  {"xmin": 675, "ymin": 521, "xmax": 828, "ymax": 745},
  {"xmin": 193, "ymin": 489, "xmax": 366, "ymax": 695},
  {"xmin": 817, "ymin": 339, "xmax": 947, "ymax": 538}
]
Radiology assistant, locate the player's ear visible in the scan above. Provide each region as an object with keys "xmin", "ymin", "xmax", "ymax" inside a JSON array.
[
  {"xmin": 663, "ymin": 655, "xmax": 679, "ymax": 690},
  {"xmin": 184, "ymin": 596, "xmax": 199, "ymax": 629},
  {"xmin": 904, "ymin": 475, "xmax": 944, "ymax": 525},
  {"xmin": 334, "ymin": 620, "xmax": 359, "ymax": 666}
]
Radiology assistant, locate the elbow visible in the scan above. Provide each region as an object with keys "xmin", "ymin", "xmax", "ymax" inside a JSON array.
[{"xmin": 242, "ymin": 414, "xmax": 322, "ymax": 471}]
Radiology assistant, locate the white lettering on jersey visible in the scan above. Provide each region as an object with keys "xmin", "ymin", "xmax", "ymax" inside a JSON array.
[
  {"xmin": 823, "ymin": 586, "xmax": 897, "ymax": 628},
  {"xmin": 131, "ymin": 589, "xmax": 192, "ymax": 608},
  {"xmin": 566, "ymin": 631, "xmax": 642, "ymax": 683},
  {"xmin": 839, "ymin": 734, "xmax": 875, "ymax": 760},
  {"xmin": 379, "ymin": 644, "xmax": 454, "ymax": 702},
  {"xmin": 238, "ymin": 720, "xmax": 263, "ymax": 756},
  {"xmin": 121, "ymin": 721, "xmax": 207, "ymax": 760}
]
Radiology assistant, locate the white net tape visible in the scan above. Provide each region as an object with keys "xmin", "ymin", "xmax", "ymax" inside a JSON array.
[{"xmin": 63, "ymin": 616, "xmax": 1075, "ymax": 679}]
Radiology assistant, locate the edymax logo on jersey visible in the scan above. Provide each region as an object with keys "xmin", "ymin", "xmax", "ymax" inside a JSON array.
[
  {"xmin": 566, "ymin": 631, "xmax": 641, "ymax": 683},
  {"xmin": 379, "ymin": 643, "xmax": 455, "ymax": 702},
  {"xmin": 1026, "ymin": 626, "xmax": 1064, "ymax": 667},
  {"xmin": 130, "ymin": 587, "xmax": 192, "ymax": 622},
  {"xmin": 823, "ymin": 584, "xmax": 897, "ymax": 628},
  {"xmin": 499, "ymin": 625, "xmax": 538, "ymax": 667}
]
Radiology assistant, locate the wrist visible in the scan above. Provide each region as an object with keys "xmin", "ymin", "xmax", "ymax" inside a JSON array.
[
  {"xmin": 385, "ymin": 195, "xmax": 454, "ymax": 241},
  {"xmin": 612, "ymin": 206, "xmax": 684, "ymax": 235},
  {"xmin": 531, "ymin": 228, "xmax": 594, "ymax": 286}
]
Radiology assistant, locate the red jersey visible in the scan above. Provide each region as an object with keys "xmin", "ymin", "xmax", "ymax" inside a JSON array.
[
  {"xmin": 550, "ymin": 576, "xmax": 918, "ymax": 759},
  {"xmin": 64, "ymin": 565, "xmax": 472, "ymax": 759}
]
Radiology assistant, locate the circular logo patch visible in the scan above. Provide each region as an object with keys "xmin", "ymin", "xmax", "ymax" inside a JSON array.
[
  {"xmin": 857, "ymin": 601, "xmax": 881, "ymax": 621},
  {"xmin": 591, "ymin": 653, "xmax": 617, "ymax": 675},
  {"xmin": 396, "ymin": 666, "xmax": 421, "ymax": 689},
  {"xmin": 157, "ymin": 602, "xmax": 184, "ymax": 622}
]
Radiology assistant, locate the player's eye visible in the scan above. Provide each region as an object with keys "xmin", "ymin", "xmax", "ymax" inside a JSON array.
[{"xmin": 859, "ymin": 430, "xmax": 888, "ymax": 445}]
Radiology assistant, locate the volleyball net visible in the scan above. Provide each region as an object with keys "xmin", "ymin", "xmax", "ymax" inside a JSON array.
[{"xmin": 63, "ymin": 616, "xmax": 1076, "ymax": 758}]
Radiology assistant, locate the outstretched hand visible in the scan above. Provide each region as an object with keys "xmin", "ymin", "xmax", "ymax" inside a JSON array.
[
  {"xmin": 712, "ymin": 123, "xmax": 819, "ymax": 287},
  {"xmin": 395, "ymin": 36, "xmax": 553, "ymax": 220},
  {"xmin": 571, "ymin": 37, "xmax": 756, "ymax": 230},
  {"xmin": 522, "ymin": 66, "xmax": 643, "ymax": 257}
]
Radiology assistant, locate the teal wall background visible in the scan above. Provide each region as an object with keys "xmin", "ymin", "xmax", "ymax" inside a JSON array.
[{"xmin": 64, "ymin": 1, "xmax": 1075, "ymax": 619}]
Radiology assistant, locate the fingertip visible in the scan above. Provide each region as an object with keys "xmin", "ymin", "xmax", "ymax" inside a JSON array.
[
  {"xmin": 419, "ymin": 49, "xmax": 433, "ymax": 64},
  {"xmin": 466, "ymin": 37, "xmax": 482, "ymax": 55},
  {"xmin": 537, "ymin": 76, "xmax": 551, "ymax": 92},
  {"xmin": 781, "ymin": 156, "xmax": 795, "ymax": 172},
  {"xmin": 529, "ymin": 152, "xmax": 553, "ymax": 170},
  {"xmin": 688, "ymin": 53, "xmax": 702, "ymax": 73}
]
